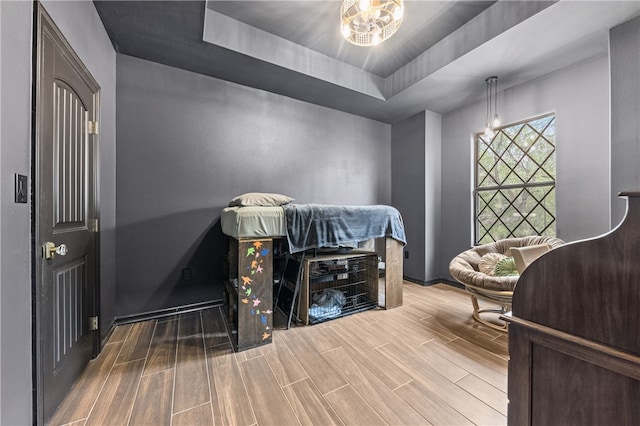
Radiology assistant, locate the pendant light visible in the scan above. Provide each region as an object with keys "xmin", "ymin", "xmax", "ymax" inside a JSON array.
[{"xmin": 484, "ymin": 76, "xmax": 500, "ymax": 138}]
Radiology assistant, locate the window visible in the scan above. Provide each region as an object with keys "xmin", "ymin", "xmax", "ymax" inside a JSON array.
[{"xmin": 474, "ymin": 113, "xmax": 556, "ymax": 244}]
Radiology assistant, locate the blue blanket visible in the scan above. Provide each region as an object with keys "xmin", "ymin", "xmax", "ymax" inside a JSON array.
[{"xmin": 283, "ymin": 204, "xmax": 406, "ymax": 253}]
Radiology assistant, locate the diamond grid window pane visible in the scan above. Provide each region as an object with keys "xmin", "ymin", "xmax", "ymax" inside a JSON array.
[
  {"xmin": 504, "ymin": 123, "xmax": 524, "ymax": 140},
  {"xmin": 529, "ymin": 138, "xmax": 555, "ymax": 165},
  {"xmin": 478, "ymin": 156, "xmax": 499, "ymax": 187},
  {"xmin": 474, "ymin": 114, "xmax": 556, "ymax": 244},
  {"xmin": 531, "ymin": 115, "xmax": 554, "ymax": 134}
]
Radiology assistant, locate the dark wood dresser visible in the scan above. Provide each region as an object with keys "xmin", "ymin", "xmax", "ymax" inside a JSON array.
[{"xmin": 505, "ymin": 192, "xmax": 640, "ymax": 425}]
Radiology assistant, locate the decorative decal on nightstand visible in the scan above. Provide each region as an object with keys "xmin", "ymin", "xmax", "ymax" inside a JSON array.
[{"xmin": 241, "ymin": 240, "xmax": 272, "ymax": 339}]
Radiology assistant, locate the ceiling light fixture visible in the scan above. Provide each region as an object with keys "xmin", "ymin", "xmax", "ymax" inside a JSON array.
[
  {"xmin": 484, "ymin": 76, "xmax": 500, "ymax": 138},
  {"xmin": 340, "ymin": 0, "xmax": 404, "ymax": 47}
]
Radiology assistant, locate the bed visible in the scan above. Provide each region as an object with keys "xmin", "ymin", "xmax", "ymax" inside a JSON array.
[
  {"xmin": 220, "ymin": 195, "xmax": 406, "ymax": 350},
  {"xmin": 221, "ymin": 203, "xmax": 406, "ymax": 253},
  {"xmin": 221, "ymin": 206, "xmax": 287, "ymax": 239}
]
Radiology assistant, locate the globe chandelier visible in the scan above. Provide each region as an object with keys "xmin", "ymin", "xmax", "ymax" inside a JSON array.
[{"xmin": 340, "ymin": 0, "xmax": 404, "ymax": 47}]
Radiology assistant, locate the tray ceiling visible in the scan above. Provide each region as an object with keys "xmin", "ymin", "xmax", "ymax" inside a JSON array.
[{"xmin": 94, "ymin": 1, "xmax": 640, "ymax": 123}]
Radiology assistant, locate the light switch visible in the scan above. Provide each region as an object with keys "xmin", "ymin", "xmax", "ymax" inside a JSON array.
[{"xmin": 15, "ymin": 174, "xmax": 27, "ymax": 203}]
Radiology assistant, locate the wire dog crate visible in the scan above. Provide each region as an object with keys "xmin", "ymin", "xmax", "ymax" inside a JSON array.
[{"xmin": 301, "ymin": 251, "xmax": 378, "ymax": 324}]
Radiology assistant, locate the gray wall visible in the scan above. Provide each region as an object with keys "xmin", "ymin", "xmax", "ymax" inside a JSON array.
[
  {"xmin": 1, "ymin": 3, "xmax": 33, "ymax": 422},
  {"xmin": 0, "ymin": 1, "xmax": 116, "ymax": 424},
  {"xmin": 441, "ymin": 54, "xmax": 611, "ymax": 280},
  {"xmin": 424, "ymin": 111, "xmax": 442, "ymax": 282},
  {"xmin": 391, "ymin": 110, "xmax": 442, "ymax": 283},
  {"xmin": 115, "ymin": 54, "xmax": 392, "ymax": 318},
  {"xmin": 610, "ymin": 16, "xmax": 640, "ymax": 225},
  {"xmin": 392, "ymin": 112, "xmax": 426, "ymax": 282}
]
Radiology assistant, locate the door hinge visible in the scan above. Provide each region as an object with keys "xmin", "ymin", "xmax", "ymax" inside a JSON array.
[
  {"xmin": 87, "ymin": 120, "xmax": 99, "ymax": 135},
  {"xmin": 89, "ymin": 219, "xmax": 99, "ymax": 233},
  {"xmin": 89, "ymin": 316, "xmax": 99, "ymax": 331}
]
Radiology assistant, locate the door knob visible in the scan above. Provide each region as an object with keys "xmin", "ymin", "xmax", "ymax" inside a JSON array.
[{"xmin": 43, "ymin": 242, "xmax": 67, "ymax": 259}]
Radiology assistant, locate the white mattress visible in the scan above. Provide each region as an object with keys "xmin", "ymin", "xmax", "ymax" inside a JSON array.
[{"xmin": 221, "ymin": 206, "xmax": 286, "ymax": 239}]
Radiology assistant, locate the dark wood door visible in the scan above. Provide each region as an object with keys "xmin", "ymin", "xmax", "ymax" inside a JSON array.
[{"xmin": 34, "ymin": 5, "xmax": 101, "ymax": 423}]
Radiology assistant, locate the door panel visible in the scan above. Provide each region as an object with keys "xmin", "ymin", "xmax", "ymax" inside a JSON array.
[
  {"xmin": 35, "ymin": 5, "xmax": 101, "ymax": 423},
  {"xmin": 52, "ymin": 258, "xmax": 87, "ymax": 373},
  {"xmin": 53, "ymin": 81, "xmax": 87, "ymax": 229}
]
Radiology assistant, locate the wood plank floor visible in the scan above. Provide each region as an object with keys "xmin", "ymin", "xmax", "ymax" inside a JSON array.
[{"xmin": 49, "ymin": 282, "xmax": 509, "ymax": 426}]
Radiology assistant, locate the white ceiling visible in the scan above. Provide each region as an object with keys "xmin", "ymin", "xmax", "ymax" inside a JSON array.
[{"xmin": 94, "ymin": 0, "xmax": 640, "ymax": 123}]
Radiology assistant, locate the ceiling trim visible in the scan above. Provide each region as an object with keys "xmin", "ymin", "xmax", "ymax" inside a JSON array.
[
  {"xmin": 383, "ymin": 0, "xmax": 555, "ymax": 98},
  {"xmin": 94, "ymin": 0, "xmax": 640, "ymax": 124},
  {"xmin": 203, "ymin": 8, "xmax": 386, "ymax": 100},
  {"xmin": 202, "ymin": 0, "xmax": 556, "ymax": 102}
]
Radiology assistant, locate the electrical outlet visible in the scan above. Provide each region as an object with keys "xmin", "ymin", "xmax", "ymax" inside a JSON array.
[
  {"xmin": 15, "ymin": 174, "xmax": 27, "ymax": 203},
  {"xmin": 404, "ymin": 250, "xmax": 409, "ymax": 259},
  {"xmin": 181, "ymin": 268, "xmax": 191, "ymax": 281}
]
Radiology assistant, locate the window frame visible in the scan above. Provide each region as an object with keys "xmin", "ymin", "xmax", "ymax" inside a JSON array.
[{"xmin": 472, "ymin": 112, "xmax": 557, "ymax": 245}]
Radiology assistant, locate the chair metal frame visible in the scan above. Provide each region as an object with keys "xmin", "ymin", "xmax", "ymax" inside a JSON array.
[{"xmin": 465, "ymin": 284, "xmax": 513, "ymax": 332}]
